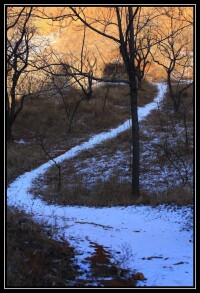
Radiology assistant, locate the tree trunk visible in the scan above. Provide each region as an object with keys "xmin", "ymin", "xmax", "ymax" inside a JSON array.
[
  {"xmin": 7, "ymin": 119, "xmax": 13, "ymax": 142},
  {"xmin": 167, "ymin": 71, "xmax": 180, "ymax": 112},
  {"xmin": 68, "ymin": 98, "xmax": 83, "ymax": 133},
  {"xmin": 129, "ymin": 82, "xmax": 140, "ymax": 198},
  {"xmin": 118, "ymin": 7, "xmax": 140, "ymax": 198},
  {"xmin": 6, "ymin": 94, "xmax": 13, "ymax": 142}
]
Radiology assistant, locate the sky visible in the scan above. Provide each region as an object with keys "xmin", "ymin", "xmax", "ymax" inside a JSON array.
[{"xmin": 7, "ymin": 82, "xmax": 194, "ymax": 288}]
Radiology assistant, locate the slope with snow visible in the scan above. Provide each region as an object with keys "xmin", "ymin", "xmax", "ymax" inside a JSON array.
[{"xmin": 7, "ymin": 82, "xmax": 194, "ymax": 287}]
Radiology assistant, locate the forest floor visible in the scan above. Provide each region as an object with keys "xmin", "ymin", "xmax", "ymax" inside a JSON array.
[{"xmin": 6, "ymin": 81, "xmax": 194, "ymax": 288}]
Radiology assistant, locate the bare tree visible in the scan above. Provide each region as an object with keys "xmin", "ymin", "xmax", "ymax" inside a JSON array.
[
  {"xmin": 35, "ymin": 6, "xmax": 171, "ymax": 198},
  {"xmin": 155, "ymin": 106, "xmax": 192, "ymax": 186},
  {"xmin": 66, "ymin": 6, "xmax": 163, "ymax": 197},
  {"xmin": 38, "ymin": 133, "xmax": 62, "ymax": 189},
  {"xmin": 33, "ymin": 25, "xmax": 98, "ymax": 133},
  {"xmin": 135, "ymin": 25, "xmax": 153, "ymax": 88},
  {"xmin": 7, "ymin": 7, "xmax": 36, "ymax": 141},
  {"xmin": 151, "ymin": 7, "xmax": 193, "ymax": 112}
]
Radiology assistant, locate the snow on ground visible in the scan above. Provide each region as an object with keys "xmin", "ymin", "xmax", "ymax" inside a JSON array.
[
  {"xmin": 55, "ymin": 124, "xmax": 193, "ymax": 195},
  {"xmin": 42, "ymin": 80, "xmax": 192, "ymax": 194},
  {"xmin": 7, "ymin": 82, "xmax": 194, "ymax": 287},
  {"xmin": 14, "ymin": 139, "xmax": 27, "ymax": 144}
]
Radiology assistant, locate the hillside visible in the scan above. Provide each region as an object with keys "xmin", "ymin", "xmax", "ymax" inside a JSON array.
[{"xmin": 6, "ymin": 81, "xmax": 194, "ymax": 288}]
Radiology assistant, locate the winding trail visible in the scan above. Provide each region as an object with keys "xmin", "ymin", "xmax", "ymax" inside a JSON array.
[
  {"xmin": 7, "ymin": 83, "xmax": 194, "ymax": 287},
  {"xmin": 7, "ymin": 83, "xmax": 167, "ymax": 210}
]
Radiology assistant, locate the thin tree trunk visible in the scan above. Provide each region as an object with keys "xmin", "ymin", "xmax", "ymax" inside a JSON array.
[
  {"xmin": 128, "ymin": 6, "xmax": 140, "ymax": 198},
  {"xmin": 130, "ymin": 82, "xmax": 140, "ymax": 198},
  {"xmin": 6, "ymin": 94, "xmax": 13, "ymax": 142},
  {"xmin": 7, "ymin": 120, "xmax": 13, "ymax": 142},
  {"xmin": 167, "ymin": 71, "xmax": 179, "ymax": 112},
  {"xmin": 117, "ymin": 6, "xmax": 140, "ymax": 198},
  {"xmin": 167, "ymin": 72, "xmax": 174, "ymax": 102},
  {"xmin": 68, "ymin": 97, "xmax": 83, "ymax": 133}
]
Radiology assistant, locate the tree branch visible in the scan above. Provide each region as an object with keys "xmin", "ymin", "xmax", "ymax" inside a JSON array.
[{"xmin": 70, "ymin": 7, "xmax": 120, "ymax": 44}]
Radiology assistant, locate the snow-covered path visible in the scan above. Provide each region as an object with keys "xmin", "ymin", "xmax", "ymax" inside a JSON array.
[{"xmin": 7, "ymin": 83, "xmax": 194, "ymax": 287}]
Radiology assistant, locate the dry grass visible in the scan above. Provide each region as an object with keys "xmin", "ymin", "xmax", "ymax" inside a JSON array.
[
  {"xmin": 7, "ymin": 136, "xmax": 91, "ymax": 186},
  {"xmin": 158, "ymin": 83, "xmax": 194, "ymax": 124},
  {"xmin": 30, "ymin": 167, "xmax": 193, "ymax": 207},
  {"xmin": 146, "ymin": 84, "xmax": 194, "ymax": 153},
  {"xmin": 138, "ymin": 80, "xmax": 158, "ymax": 106},
  {"xmin": 7, "ymin": 143, "xmax": 46, "ymax": 185},
  {"xmin": 6, "ymin": 207, "xmax": 80, "ymax": 288},
  {"xmin": 30, "ymin": 171, "xmax": 134, "ymax": 207},
  {"xmin": 12, "ymin": 80, "xmax": 157, "ymax": 141}
]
